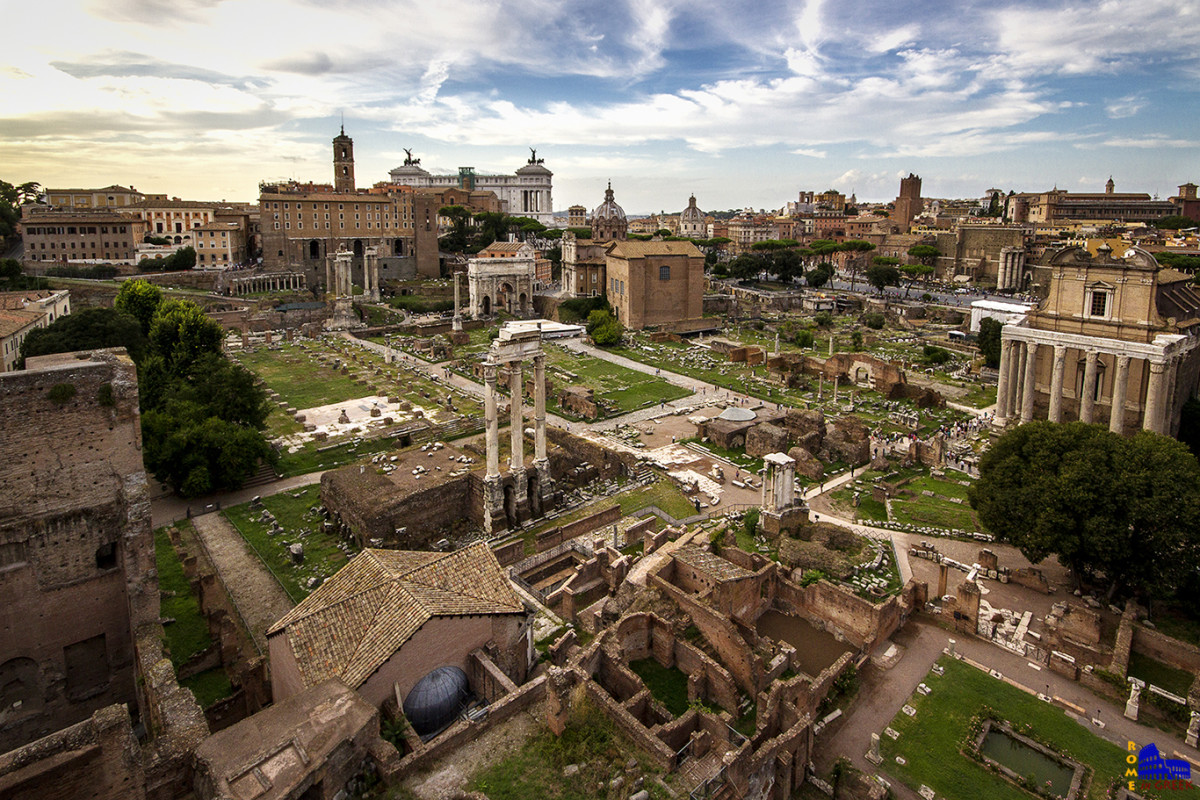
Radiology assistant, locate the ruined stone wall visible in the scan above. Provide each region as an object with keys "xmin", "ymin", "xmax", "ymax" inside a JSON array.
[
  {"xmin": 774, "ymin": 577, "xmax": 905, "ymax": 651},
  {"xmin": 650, "ymin": 564, "xmax": 759, "ymax": 695},
  {"xmin": 546, "ymin": 426, "xmax": 639, "ymax": 480},
  {"xmin": 321, "ymin": 471, "xmax": 473, "ymax": 548},
  {"xmin": 0, "ymin": 704, "xmax": 145, "ymax": 800},
  {"xmin": 0, "ymin": 350, "xmax": 158, "ymax": 753},
  {"xmin": 1131, "ymin": 625, "xmax": 1200, "ymax": 677}
]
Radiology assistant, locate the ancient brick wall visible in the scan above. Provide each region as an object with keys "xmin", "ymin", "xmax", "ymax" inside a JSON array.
[
  {"xmin": 0, "ymin": 350, "xmax": 160, "ymax": 754},
  {"xmin": 1130, "ymin": 625, "xmax": 1200, "ymax": 676},
  {"xmin": 0, "ymin": 704, "xmax": 145, "ymax": 800}
]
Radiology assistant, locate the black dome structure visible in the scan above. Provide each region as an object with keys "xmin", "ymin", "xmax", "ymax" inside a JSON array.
[{"xmin": 402, "ymin": 666, "xmax": 470, "ymax": 738}]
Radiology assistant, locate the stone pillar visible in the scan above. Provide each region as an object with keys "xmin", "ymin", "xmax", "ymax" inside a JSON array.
[
  {"xmin": 1186, "ymin": 711, "xmax": 1199, "ymax": 748},
  {"xmin": 1012, "ymin": 342, "xmax": 1026, "ymax": 420},
  {"xmin": 937, "ymin": 562, "xmax": 949, "ymax": 599},
  {"xmin": 1124, "ymin": 683, "xmax": 1141, "ymax": 721},
  {"xmin": 1165, "ymin": 360, "xmax": 1180, "ymax": 436},
  {"xmin": 484, "ymin": 364, "xmax": 500, "ymax": 479},
  {"xmin": 1080, "ymin": 350, "xmax": 1099, "ymax": 423},
  {"xmin": 833, "ymin": 375, "xmax": 839, "ymax": 403},
  {"xmin": 996, "ymin": 339, "xmax": 1015, "ymax": 422},
  {"xmin": 509, "ymin": 363, "xmax": 524, "ymax": 471},
  {"xmin": 1110, "ymin": 355, "xmax": 1130, "ymax": 434},
  {"xmin": 1020, "ymin": 341, "xmax": 1039, "ymax": 423},
  {"xmin": 533, "ymin": 355, "xmax": 548, "ymax": 470},
  {"xmin": 1048, "ymin": 345, "xmax": 1067, "ymax": 422},
  {"xmin": 1143, "ymin": 359, "xmax": 1167, "ymax": 433},
  {"xmin": 779, "ymin": 460, "xmax": 794, "ymax": 508},
  {"xmin": 867, "ymin": 732, "xmax": 882, "ymax": 764},
  {"xmin": 453, "ymin": 272, "xmax": 463, "ymax": 331}
]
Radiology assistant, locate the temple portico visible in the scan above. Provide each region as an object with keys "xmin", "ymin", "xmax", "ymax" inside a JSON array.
[
  {"xmin": 482, "ymin": 322, "xmax": 551, "ymax": 533},
  {"xmin": 227, "ymin": 271, "xmax": 306, "ymax": 295},
  {"xmin": 324, "ymin": 247, "xmax": 363, "ymax": 330},
  {"xmin": 994, "ymin": 325, "xmax": 1198, "ymax": 435}
]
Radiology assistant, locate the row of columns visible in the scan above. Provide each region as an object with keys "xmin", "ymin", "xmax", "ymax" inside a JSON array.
[
  {"xmin": 482, "ymin": 354, "xmax": 548, "ymax": 482},
  {"xmin": 996, "ymin": 247, "xmax": 1027, "ymax": 291},
  {"xmin": 761, "ymin": 454, "xmax": 797, "ymax": 513},
  {"xmin": 995, "ymin": 338, "xmax": 1174, "ymax": 434},
  {"xmin": 323, "ymin": 248, "xmax": 381, "ymax": 301},
  {"xmin": 231, "ymin": 273, "xmax": 304, "ymax": 295}
]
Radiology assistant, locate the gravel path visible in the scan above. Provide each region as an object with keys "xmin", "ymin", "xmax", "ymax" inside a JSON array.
[{"xmin": 191, "ymin": 512, "xmax": 295, "ymax": 652}]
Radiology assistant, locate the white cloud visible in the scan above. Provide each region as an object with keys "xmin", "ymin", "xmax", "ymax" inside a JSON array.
[{"xmin": 1105, "ymin": 95, "xmax": 1146, "ymax": 119}]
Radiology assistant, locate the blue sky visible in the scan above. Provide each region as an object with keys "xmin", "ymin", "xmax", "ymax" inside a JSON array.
[{"xmin": 2, "ymin": 0, "xmax": 1197, "ymax": 214}]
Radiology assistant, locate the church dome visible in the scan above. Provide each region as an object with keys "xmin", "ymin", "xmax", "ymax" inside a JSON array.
[
  {"xmin": 403, "ymin": 666, "xmax": 469, "ymax": 738},
  {"xmin": 593, "ymin": 182, "xmax": 626, "ymax": 222},
  {"xmin": 680, "ymin": 195, "xmax": 704, "ymax": 222}
]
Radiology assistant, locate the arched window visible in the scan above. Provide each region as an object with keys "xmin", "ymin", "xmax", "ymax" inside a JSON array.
[{"xmin": 309, "ymin": 240, "xmax": 320, "ymax": 259}]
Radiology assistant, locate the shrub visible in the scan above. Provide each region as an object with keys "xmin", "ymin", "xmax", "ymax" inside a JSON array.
[
  {"xmin": 795, "ymin": 329, "xmax": 814, "ymax": 348},
  {"xmin": 814, "ymin": 311, "xmax": 833, "ymax": 327},
  {"xmin": 97, "ymin": 383, "xmax": 115, "ymax": 407},
  {"xmin": 48, "ymin": 383, "xmax": 76, "ymax": 404},
  {"xmin": 863, "ymin": 312, "xmax": 885, "ymax": 329},
  {"xmin": 922, "ymin": 344, "xmax": 952, "ymax": 365}
]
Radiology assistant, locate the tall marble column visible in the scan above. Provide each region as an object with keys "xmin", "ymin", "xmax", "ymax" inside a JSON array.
[
  {"xmin": 1110, "ymin": 355, "xmax": 1131, "ymax": 434},
  {"xmin": 1080, "ymin": 351, "xmax": 1099, "ymax": 423},
  {"xmin": 509, "ymin": 363, "xmax": 524, "ymax": 471},
  {"xmin": 1020, "ymin": 341, "xmax": 1039, "ymax": 423},
  {"xmin": 484, "ymin": 364, "xmax": 499, "ymax": 478},
  {"xmin": 995, "ymin": 339, "xmax": 1014, "ymax": 422},
  {"xmin": 1143, "ymin": 360, "xmax": 1167, "ymax": 433},
  {"xmin": 452, "ymin": 272, "xmax": 463, "ymax": 331},
  {"xmin": 533, "ymin": 354, "xmax": 547, "ymax": 469},
  {"xmin": 1048, "ymin": 345, "xmax": 1067, "ymax": 422}
]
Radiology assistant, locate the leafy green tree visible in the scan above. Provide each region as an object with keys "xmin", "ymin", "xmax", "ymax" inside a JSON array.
[
  {"xmin": 438, "ymin": 205, "xmax": 472, "ymax": 252},
  {"xmin": 840, "ymin": 240, "xmax": 876, "ymax": 291},
  {"xmin": 969, "ymin": 422, "xmax": 1200, "ymax": 600},
  {"xmin": 586, "ymin": 309, "xmax": 623, "ymax": 346},
  {"xmin": 806, "ymin": 263, "xmax": 832, "ymax": 288},
  {"xmin": 850, "ymin": 331, "xmax": 864, "ymax": 351},
  {"xmin": 771, "ymin": 248, "xmax": 804, "ymax": 283},
  {"xmin": 18, "ymin": 307, "xmax": 147, "ymax": 367},
  {"xmin": 114, "ymin": 279, "xmax": 163, "ymax": 335},
  {"xmin": 794, "ymin": 329, "xmax": 814, "ymax": 348},
  {"xmin": 813, "ymin": 311, "xmax": 833, "ymax": 327},
  {"xmin": 138, "ymin": 246, "xmax": 196, "ymax": 272},
  {"xmin": 1155, "ymin": 215, "xmax": 1198, "ymax": 230},
  {"xmin": 148, "ymin": 299, "xmax": 223, "ymax": 373},
  {"xmin": 978, "ymin": 317, "xmax": 1002, "ymax": 368},
  {"xmin": 863, "ymin": 312, "xmax": 885, "ymax": 330},
  {"xmin": 142, "ymin": 408, "xmax": 274, "ymax": 496},
  {"xmin": 907, "ymin": 244, "xmax": 940, "ymax": 266},
  {"xmin": 865, "ymin": 263, "xmax": 900, "ymax": 294},
  {"xmin": 922, "ymin": 344, "xmax": 951, "ymax": 364},
  {"xmin": 899, "ymin": 263, "xmax": 934, "ymax": 298}
]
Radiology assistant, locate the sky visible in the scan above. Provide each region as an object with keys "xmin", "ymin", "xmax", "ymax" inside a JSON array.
[{"xmin": 2, "ymin": 0, "xmax": 1198, "ymax": 215}]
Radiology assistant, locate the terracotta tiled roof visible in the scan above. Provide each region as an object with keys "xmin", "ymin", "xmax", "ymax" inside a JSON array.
[
  {"xmin": 268, "ymin": 542, "xmax": 523, "ymax": 689},
  {"xmin": 674, "ymin": 543, "xmax": 756, "ymax": 581},
  {"xmin": 607, "ymin": 240, "xmax": 703, "ymax": 258},
  {"xmin": 480, "ymin": 242, "xmax": 529, "ymax": 255},
  {"xmin": 0, "ymin": 308, "xmax": 42, "ymax": 338}
]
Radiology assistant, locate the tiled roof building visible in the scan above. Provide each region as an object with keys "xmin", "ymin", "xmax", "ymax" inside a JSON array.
[{"xmin": 267, "ymin": 543, "xmax": 530, "ymax": 709}]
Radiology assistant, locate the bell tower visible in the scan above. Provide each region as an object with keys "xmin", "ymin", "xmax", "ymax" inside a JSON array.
[{"xmin": 333, "ymin": 126, "xmax": 355, "ymax": 193}]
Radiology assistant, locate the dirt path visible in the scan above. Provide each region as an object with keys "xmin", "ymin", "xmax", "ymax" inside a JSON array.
[{"xmin": 191, "ymin": 512, "xmax": 295, "ymax": 652}]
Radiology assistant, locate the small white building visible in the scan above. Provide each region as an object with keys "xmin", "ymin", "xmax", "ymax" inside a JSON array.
[{"xmin": 969, "ymin": 299, "xmax": 1034, "ymax": 332}]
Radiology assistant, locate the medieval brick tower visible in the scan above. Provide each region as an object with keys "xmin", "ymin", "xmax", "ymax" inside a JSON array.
[
  {"xmin": 893, "ymin": 173, "xmax": 922, "ymax": 233},
  {"xmin": 333, "ymin": 126, "xmax": 355, "ymax": 193}
]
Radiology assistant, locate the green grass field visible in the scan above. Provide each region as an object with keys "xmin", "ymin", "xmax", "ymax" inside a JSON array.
[
  {"xmin": 222, "ymin": 485, "xmax": 351, "ymax": 603},
  {"xmin": 155, "ymin": 523, "xmax": 213, "ymax": 668},
  {"xmin": 615, "ymin": 479, "xmax": 699, "ymax": 521},
  {"xmin": 630, "ymin": 658, "xmax": 690, "ymax": 717},
  {"xmin": 237, "ymin": 344, "xmax": 376, "ymax": 410},
  {"xmin": 889, "ymin": 493, "xmax": 979, "ymax": 531},
  {"xmin": 883, "ymin": 656, "xmax": 1199, "ymax": 800},
  {"xmin": 467, "ymin": 696, "xmax": 672, "ymax": 800},
  {"xmin": 541, "ymin": 345, "xmax": 691, "ymax": 418},
  {"xmin": 1127, "ymin": 651, "xmax": 1196, "ymax": 698}
]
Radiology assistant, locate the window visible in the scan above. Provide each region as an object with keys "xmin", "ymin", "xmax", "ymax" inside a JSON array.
[{"xmin": 1089, "ymin": 290, "xmax": 1109, "ymax": 317}]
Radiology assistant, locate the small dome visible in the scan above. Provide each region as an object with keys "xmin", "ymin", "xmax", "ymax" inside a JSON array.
[
  {"xmin": 717, "ymin": 407, "xmax": 757, "ymax": 422},
  {"xmin": 680, "ymin": 195, "xmax": 704, "ymax": 221},
  {"xmin": 516, "ymin": 162, "xmax": 552, "ymax": 176},
  {"xmin": 403, "ymin": 666, "xmax": 469, "ymax": 737},
  {"xmin": 593, "ymin": 182, "xmax": 626, "ymax": 222}
]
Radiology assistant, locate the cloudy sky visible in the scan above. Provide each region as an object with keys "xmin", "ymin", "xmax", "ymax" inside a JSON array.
[{"xmin": 3, "ymin": 0, "xmax": 1198, "ymax": 214}]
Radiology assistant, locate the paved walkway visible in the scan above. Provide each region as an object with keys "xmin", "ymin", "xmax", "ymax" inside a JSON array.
[
  {"xmin": 151, "ymin": 471, "xmax": 326, "ymax": 529},
  {"xmin": 190, "ymin": 512, "xmax": 295, "ymax": 653}
]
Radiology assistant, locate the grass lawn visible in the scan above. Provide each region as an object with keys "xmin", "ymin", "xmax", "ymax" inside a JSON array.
[
  {"xmin": 882, "ymin": 656, "xmax": 1199, "ymax": 800},
  {"xmin": 276, "ymin": 435, "xmax": 404, "ymax": 477},
  {"xmin": 543, "ymin": 345, "xmax": 690, "ymax": 419},
  {"xmin": 680, "ymin": 437, "xmax": 764, "ymax": 474},
  {"xmin": 831, "ymin": 487, "xmax": 889, "ymax": 524},
  {"xmin": 237, "ymin": 344, "xmax": 375, "ymax": 409},
  {"xmin": 1127, "ymin": 651, "xmax": 1196, "ymax": 698},
  {"xmin": 467, "ymin": 696, "xmax": 672, "ymax": 800},
  {"xmin": 629, "ymin": 658, "xmax": 690, "ymax": 717},
  {"xmin": 181, "ymin": 667, "xmax": 233, "ymax": 709},
  {"xmin": 615, "ymin": 479, "xmax": 699, "ymax": 521},
  {"xmin": 906, "ymin": 474, "xmax": 973, "ymax": 501},
  {"xmin": 890, "ymin": 492, "xmax": 979, "ymax": 531},
  {"xmin": 956, "ymin": 382, "xmax": 998, "ymax": 409},
  {"xmin": 155, "ymin": 523, "xmax": 213, "ymax": 668},
  {"xmin": 222, "ymin": 485, "xmax": 351, "ymax": 603}
]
